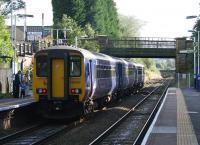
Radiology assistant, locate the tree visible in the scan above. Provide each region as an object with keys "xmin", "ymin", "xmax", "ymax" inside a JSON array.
[
  {"xmin": 0, "ymin": 0, "xmax": 25, "ymax": 17},
  {"xmin": 52, "ymin": 0, "xmax": 120, "ymax": 37},
  {"xmin": 0, "ymin": 16, "xmax": 13, "ymax": 62},
  {"xmin": 56, "ymin": 15, "xmax": 99, "ymax": 52},
  {"xmin": 56, "ymin": 14, "xmax": 84, "ymax": 45},
  {"xmin": 119, "ymin": 15, "xmax": 144, "ymax": 37},
  {"xmin": 192, "ymin": 19, "xmax": 200, "ymax": 39},
  {"xmin": 85, "ymin": 0, "xmax": 119, "ymax": 37},
  {"xmin": 84, "ymin": 23, "xmax": 95, "ymax": 38},
  {"xmin": 52, "ymin": 0, "xmax": 86, "ymax": 27}
]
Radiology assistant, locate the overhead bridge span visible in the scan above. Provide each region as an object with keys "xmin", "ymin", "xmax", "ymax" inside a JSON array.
[{"xmin": 96, "ymin": 37, "xmax": 176, "ymax": 58}]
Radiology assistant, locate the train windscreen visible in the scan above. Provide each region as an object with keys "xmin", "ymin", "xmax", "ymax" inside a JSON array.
[
  {"xmin": 36, "ymin": 55, "xmax": 48, "ymax": 77},
  {"xmin": 70, "ymin": 56, "xmax": 81, "ymax": 77}
]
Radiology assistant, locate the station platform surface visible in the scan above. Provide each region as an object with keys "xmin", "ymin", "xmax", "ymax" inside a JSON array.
[
  {"xmin": 142, "ymin": 87, "xmax": 200, "ymax": 145},
  {"xmin": 0, "ymin": 91, "xmax": 35, "ymax": 112}
]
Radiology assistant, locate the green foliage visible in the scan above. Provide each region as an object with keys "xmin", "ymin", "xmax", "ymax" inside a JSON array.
[
  {"xmin": 86, "ymin": 0, "xmax": 119, "ymax": 37},
  {"xmin": 0, "ymin": 92, "xmax": 12, "ymax": 99},
  {"xmin": 192, "ymin": 20, "xmax": 200, "ymax": 39},
  {"xmin": 155, "ymin": 59, "xmax": 175, "ymax": 70},
  {"xmin": 52, "ymin": 0, "xmax": 86, "ymax": 27},
  {"xmin": 80, "ymin": 40, "xmax": 100, "ymax": 52},
  {"xmin": 0, "ymin": 0, "xmax": 25, "ymax": 16},
  {"xmin": 84, "ymin": 23, "xmax": 95, "ymax": 38},
  {"xmin": 130, "ymin": 58, "xmax": 156, "ymax": 71},
  {"xmin": 52, "ymin": 0, "xmax": 120, "ymax": 37},
  {"xmin": 56, "ymin": 15, "xmax": 99, "ymax": 52},
  {"xmin": 56, "ymin": 14, "xmax": 85, "ymax": 45},
  {"xmin": 119, "ymin": 15, "xmax": 144, "ymax": 37},
  {"xmin": 130, "ymin": 58, "xmax": 161, "ymax": 80},
  {"xmin": 0, "ymin": 16, "xmax": 13, "ymax": 63}
]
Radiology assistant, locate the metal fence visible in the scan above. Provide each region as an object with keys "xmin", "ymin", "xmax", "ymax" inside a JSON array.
[{"xmin": 176, "ymin": 73, "xmax": 194, "ymax": 88}]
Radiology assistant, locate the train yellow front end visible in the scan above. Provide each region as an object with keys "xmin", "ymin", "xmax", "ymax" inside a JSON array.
[{"xmin": 32, "ymin": 46, "xmax": 86, "ymax": 118}]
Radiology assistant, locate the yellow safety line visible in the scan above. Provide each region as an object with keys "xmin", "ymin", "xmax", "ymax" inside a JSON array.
[{"xmin": 177, "ymin": 89, "xmax": 198, "ymax": 145}]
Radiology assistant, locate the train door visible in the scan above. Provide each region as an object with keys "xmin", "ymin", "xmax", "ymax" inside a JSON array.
[
  {"xmin": 52, "ymin": 59, "xmax": 64, "ymax": 98},
  {"xmin": 118, "ymin": 63, "xmax": 122, "ymax": 89},
  {"xmin": 85, "ymin": 60, "xmax": 92, "ymax": 98},
  {"xmin": 89, "ymin": 60, "xmax": 93, "ymax": 97}
]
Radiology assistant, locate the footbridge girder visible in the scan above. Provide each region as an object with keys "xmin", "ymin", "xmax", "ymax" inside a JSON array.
[{"xmin": 100, "ymin": 48, "xmax": 176, "ymax": 58}]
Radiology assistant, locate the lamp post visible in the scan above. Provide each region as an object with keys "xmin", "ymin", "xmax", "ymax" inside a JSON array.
[
  {"xmin": 188, "ymin": 30, "xmax": 199, "ymax": 75},
  {"xmin": 17, "ymin": 2, "xmax": 34, "ymax": 42},
  {"xmin": 17, "ymin": 14, "xmax": 34, "ymax": 41},
  {"xmin": 186, "ymin": 15, "xmax": 200, "ymax": 88}
]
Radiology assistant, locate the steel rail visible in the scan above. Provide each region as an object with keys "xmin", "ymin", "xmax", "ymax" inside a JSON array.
[
  {"xmin": 0, "ymin": 120, "xmax": 82, "ymax": 145},
  {"xmin": 133, "ymin": 80, "xmax": 171, "ymax": 145},
  {"xmin": 0, "ymin": 123, "xmax": 45, "ymax": 144},
  {"xmin": 89, "ymin": 79, "xmax": 169, "ymax": 145}
]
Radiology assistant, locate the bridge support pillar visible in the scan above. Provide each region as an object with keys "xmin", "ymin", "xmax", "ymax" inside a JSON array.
[{"xmin": 176, "ymin": 37, "xmax": 193, "ymax": 74}]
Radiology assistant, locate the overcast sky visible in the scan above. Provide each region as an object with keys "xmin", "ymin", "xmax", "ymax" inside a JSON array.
[{"xmin": 6, "ymin": 0, "xmax": 200, "ymax": 37}]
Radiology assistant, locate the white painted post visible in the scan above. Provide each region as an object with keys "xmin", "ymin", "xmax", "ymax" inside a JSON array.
[
  {"xmin": 178, "ymin": 73, "xmax": 180, "ymax": 88},
  {"xmin": 188, "ymin": 73, "xmax": 191, "ymax": 88},
  {"xmin": 56, "ymin": 29, "xmax": 59, "ymax": 45},
  {"xmin": 75, "ymin": 36, "xmax": 78, "ymax": 48}
]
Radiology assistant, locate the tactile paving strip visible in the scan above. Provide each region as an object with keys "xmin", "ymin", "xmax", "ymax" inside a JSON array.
[{"xmin": 177, "ymin": 89, "xmax": 198, "ymax": 145}]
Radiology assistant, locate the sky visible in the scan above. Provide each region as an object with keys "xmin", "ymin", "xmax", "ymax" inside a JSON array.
[{"xmin": 6, "ymin": 0, "xmax": 200, "ymax": 38}]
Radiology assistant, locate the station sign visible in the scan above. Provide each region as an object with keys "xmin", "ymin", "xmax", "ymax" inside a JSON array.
[
  {"xmin": 179, "ymin": 50, "xmax": 194, "ymax": 54},
  {"xmin": 27, "ymin": 32, "xmax": 42, "ymax": 41}
]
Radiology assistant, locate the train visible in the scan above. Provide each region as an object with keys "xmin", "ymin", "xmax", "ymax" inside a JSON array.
[{"xmin": 32, "ymin": 45, "xmax": 144, "ymax": 118}]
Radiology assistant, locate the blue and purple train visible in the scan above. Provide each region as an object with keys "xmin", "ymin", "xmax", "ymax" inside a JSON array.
[{"xmin": 32, "ymin": 45, "xmax": 144, "ymax": 118}]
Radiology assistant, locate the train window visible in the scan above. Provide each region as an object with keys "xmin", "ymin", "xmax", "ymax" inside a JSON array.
[
  {"xmin": 70, "ymin": 56, "xmax": 81, "ymax": 77},
  {"xmin": 36, "ymin": 55, "xmax": 48, "ymax": 77},
  {"xmin": 138, "ymin": 69, "xmax": 142, "ymax": 74}
]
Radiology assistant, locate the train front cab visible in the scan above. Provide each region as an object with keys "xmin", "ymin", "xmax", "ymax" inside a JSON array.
[{"xmin": 33, "ymin": 49, "xmax": 86, "ymax": 119}]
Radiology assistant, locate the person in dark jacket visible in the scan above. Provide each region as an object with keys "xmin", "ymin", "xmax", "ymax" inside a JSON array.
[{"xmin": 14, "ymin": 71, "xmax": 21, "ymax": 98}]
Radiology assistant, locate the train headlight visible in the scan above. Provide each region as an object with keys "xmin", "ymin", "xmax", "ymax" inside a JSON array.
[
  {"xmin": 70, "ymin": 88, "xmax": 81, "ymax": 94},
  {"xmin": 36, "ymin": 88, "xmax": 47, "ymax": 94}
]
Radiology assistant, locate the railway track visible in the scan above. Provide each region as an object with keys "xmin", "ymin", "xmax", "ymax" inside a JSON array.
[
  {"xmin": 0, "ymin": 120, "xmax": 81, "ymax": 145},
  {"xmin": 89, "ymin": 79, "xmax": 170, "ymax": 145},
  {"xmin": 0, "ymin": 79, "xmax": 169, "ymax": 145}
]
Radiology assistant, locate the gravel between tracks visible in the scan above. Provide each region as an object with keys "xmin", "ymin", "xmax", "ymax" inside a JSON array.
[{"xmin": 44, "ymin": 93, "xmax": 145, "ymax": 145}]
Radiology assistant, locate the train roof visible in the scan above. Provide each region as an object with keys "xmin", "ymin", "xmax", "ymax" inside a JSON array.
[
  {"xmin": 35, "ymin": 46, "xmax": 144, "ymax": 67},
  {"xmin": 134, "ymin": 63, "xmax": 144, "ymax": 68},
  {"xmin": 35, "ymin": 45, "xmax": 95, "ymax": 58},
  {"xmin": 35, "ymin": 45, "xmax": 117, "ymax": 62}
]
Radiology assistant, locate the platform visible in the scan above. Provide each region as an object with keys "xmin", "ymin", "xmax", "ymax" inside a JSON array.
[
  {"xmin": 142, "ymin": 87, "xmax": 200, "ymax": 145},
  {"xmin": 0, "ymin": 97, "xmax": 36, "ymax": 112}
]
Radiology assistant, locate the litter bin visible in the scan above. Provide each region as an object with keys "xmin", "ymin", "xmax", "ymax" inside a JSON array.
[{"xmin": 195, "ymin": 74, "xmax": 200, "ymax": 90}]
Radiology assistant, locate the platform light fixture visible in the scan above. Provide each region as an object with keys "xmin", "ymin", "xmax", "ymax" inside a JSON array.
[{"xmin": 186, "ymin": 15, "xmax": 200, "ymax": 77}]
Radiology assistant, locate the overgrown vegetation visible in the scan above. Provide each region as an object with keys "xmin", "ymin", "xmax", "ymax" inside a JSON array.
[
  {"xmin": 119, "ymin": 15, "xmax": 144, "ymax": 37},
  {"xmin": 0, "ymin": 15, "xmax": 13, "ymax": 63},
  {"xmin": 155, "ymin": 59, "xmax": 175, "ymax": 70},
  {"xmin": 52, "ymin": 0, "xmax": 120, "ymax": 37},
  {"xmin": 0, "ymin": 0, "xmax": 25, "ymax": 17},
  {"xmin": 129, "ymin": 58, "xmax": 161, "ymax": 80},
  {"xmin": 54, "ymin": 14, "xmax": 100, "ymax": 52},
  {"xmin": 0, "ymin": 92, "xmax": 12, "ymax": 99}
]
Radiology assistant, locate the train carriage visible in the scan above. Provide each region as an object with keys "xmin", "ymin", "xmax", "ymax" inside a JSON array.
[
  {"xmin": 32, "ymin": 45, "xmax": 145, "ymax": 118},
  {"xmin": 135, "ymin": 63, "xmax": 145, "ymax": 89}
]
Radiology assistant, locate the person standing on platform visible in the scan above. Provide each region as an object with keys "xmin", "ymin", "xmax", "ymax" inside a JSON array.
[
  {"xmin": 20, "ymin": 80, "xmax": 26, "ymax": 98},
  {"xmin": 14, "ymin": 71, "xmax": 21, "ymax": 98}
]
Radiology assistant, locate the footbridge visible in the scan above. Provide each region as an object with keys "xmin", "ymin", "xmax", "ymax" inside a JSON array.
[
  {"xmin": 96, "ymin": 37, "xmax": 177, "ymax": 58},
  {"xmin": 15, "ymin": 37, "xmax": 193, "ymax": 73}
]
